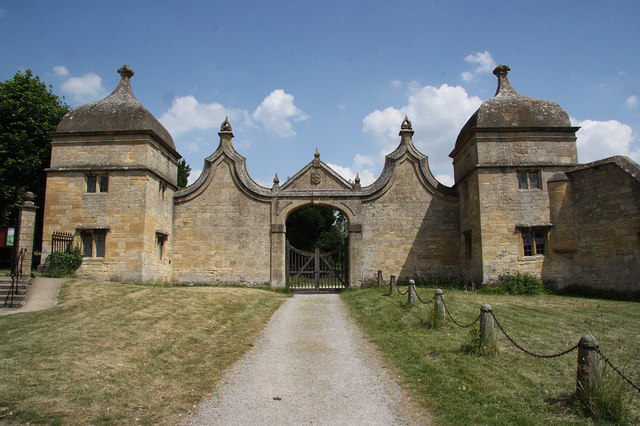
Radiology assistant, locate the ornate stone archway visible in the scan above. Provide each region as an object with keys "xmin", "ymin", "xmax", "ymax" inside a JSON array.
[{"xmin": 171, "ymin": 117, "xmax": 458, "ymax": 287}]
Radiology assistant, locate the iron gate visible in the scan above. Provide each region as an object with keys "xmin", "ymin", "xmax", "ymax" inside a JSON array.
[{"xmin": 286, "ymin": 239, "xmax": 348, "ymax": 291}]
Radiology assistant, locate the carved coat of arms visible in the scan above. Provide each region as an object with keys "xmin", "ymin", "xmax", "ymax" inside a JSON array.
[{"xmin": 310, "ymin": 170, "xmax": 321, "ymax": 186}]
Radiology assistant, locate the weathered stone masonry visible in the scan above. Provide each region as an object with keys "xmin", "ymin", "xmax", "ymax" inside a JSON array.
[{"xmin": 40, "ymin": 64, "xmax": 640, "ymax": 291}]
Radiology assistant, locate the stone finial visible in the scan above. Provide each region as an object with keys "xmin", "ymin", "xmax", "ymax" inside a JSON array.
[
  {"xmin": 273, "ymin": 173, "xmax": 280, "ymax": 185},
  {"xmin": 493, "ymin": 64, "xmax": 510, "ymax": 77},
  {"xmin": 21, "ymin": 191, "xmax": 36, "ymax": 207},
  {"xmin": 220, "ymin": 117, "xmax": 232, "ymax": 132},
  {"xmin": 399, "ymin": 115, "xmax": 415, "ymax": 140},
  {"xmin": 313, "ymin": 147, "xmax": 321, "ymax": 167},
  {"xmin": 353, "ymin": 173, "xmax": 361, "ymax": 191},
  {"xmin": 401, "ymin": 116, "xmax": 412, "ymax": 131},
  {"xmin": 493, "ymin": 64, "xmax": 516, "ymax": 96},
  {"xmin": 118, "ymin": 65, "xmax": 134, "ymax": 79}
]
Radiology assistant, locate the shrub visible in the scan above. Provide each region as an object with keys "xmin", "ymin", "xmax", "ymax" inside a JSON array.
[
  {"xmin": 482, "ymin": 272, "xmax": 546, "ymax": 295},
  {"xmin": 425, "ymin": 305, "xmax": 444, "ymax": 329},
  {"xmin": 47, "ymin": 246, "xmax": 83, "ymax": 277},
  {"xmin": 460, "ymin": 327, "xmax": 498, "ymax": 356},
  {"xmin": 581, "ymin": 367, "xmax": 631, "ymax": 423}
]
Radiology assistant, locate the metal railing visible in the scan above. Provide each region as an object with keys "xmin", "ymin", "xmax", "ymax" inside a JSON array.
[{"xmin": 4, "ymin": 248, "xmax": 26, "ymax": 308}]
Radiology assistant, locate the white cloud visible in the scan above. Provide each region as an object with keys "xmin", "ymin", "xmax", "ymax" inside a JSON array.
[
  {"xmin": 187, "ymin": 169, "xmax": 202, "ymax": 185},
  {"xmin": 60, "ymin": 72, "xmax": 106, "ymax": 103},
  {"xmin": 626, "ymin": 95, "xmax": 637, "ymax": 108},
  {"xmin": 354, "ymin": 154, "xmax": 375, "ymax": 169},
  {"xmin": 53, "ymin": 66, "xmax": 69, "ymax": 77},
  {"xmin": 436, "ymin": 174, "xmax": 455, "ymax": 187},
  {"xmin": 461, "ymin": 51, "xmax": 496, "ymax": 82},
  {"xmin": 326, "ymin": 163, "xmax": 376, "ymax": 186},
  {"xmin": 159, "ymin": 95, "xmax": 249, "ymax": 137},
  {"xmin": 252, "ymin": 89, "xmax": 308, "ymax": 137},
  {"xmin": 572, "ymin": 117, "xmax": 638, "ymax": 163},
  {"xmin": 390, "ymin": 80, "xmax": 402, "ymax": 88},
  {"xmin": 362, "ymin": 83, "xmax": 483, "ymax": 178}
]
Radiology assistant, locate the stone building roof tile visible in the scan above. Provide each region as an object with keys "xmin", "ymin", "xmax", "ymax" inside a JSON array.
[
  {"xmin": 453, "ymin": 65, "xmax": 571, "ymax": 151},
  {"xmin": 56, "ymin": 65, "xmax": 176, "ymax": 151}
]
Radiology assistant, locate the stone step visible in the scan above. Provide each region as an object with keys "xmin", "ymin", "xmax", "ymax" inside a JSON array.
[
  {"xmin": 0, "ymin": 283, "xmax": 29, "ymax": 292},
  {"xmin": 1, "ymin": 293, "xmax": 26, "ymax": 307},
  {"xmin": 0, "ymin": 278, "xmax": 30, "ymax": 308}
]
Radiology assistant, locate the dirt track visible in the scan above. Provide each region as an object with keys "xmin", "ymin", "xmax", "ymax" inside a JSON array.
[{"xmin": 184, "ymin": 293, "xmax": 429, "ymax": 425}]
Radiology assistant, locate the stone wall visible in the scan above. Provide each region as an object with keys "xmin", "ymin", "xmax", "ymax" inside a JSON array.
[
  {"xmin": 550, "ymin": 158, "xmax": 640, "ymax": 291},
  {"xmin": 42, "ymin": 133, "xmax": 178, "ymax": 282},
  {"xmin": 361, "ymin": 158, "xmax": 460, "ymax": 283},
  {"xmin": 50, "ymin": 134, "xmax": 178, "ymax": 183},
  {"xmin": 172, "ymin": 158, "xmax": 271, "ymax": 285}
]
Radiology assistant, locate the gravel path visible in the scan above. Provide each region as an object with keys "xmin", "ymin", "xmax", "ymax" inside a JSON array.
[
  {"xmin": 184, "ymin": 293, "xmax": 428, "ymax": 425},
  {"xmin": 0, "ymin": 277, "xmax": 66, "ymax": 316}
]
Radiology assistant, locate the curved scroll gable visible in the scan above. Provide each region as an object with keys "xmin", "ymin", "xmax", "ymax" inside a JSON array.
[
  {"xmin": 359, "ymin": 130, "xmax": 457, "ymax": 201},
  {"xmin": 174, "ymin": 130, "xmax": 271, "ymax": 203}
]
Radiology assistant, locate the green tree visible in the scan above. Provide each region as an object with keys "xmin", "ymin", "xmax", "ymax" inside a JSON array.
[
  {"xmin": 285, "ymin": 205, "xmax": 347, "ymax": 252},
  {"xmin": 177, "ymin": 159, "xmax": 191, "ymax": 188},
  {"xmin": 0, "ymin": 70, "xmax": 69, "ymax": 226}
]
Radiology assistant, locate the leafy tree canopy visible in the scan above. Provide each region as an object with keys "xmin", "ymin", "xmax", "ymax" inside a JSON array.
[
  {"xmin": 177, "ymin": 159, "xmax": 191, "ymax": 188},
  {"xmin": 286, "ymin": 205, "xmax": 348, "ymax": 252},
  {"xmin": 0, "ymin": 70, "xmax": 69, "ymax": 225}
]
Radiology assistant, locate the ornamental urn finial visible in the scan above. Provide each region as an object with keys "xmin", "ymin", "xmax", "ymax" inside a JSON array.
[
  {"xmin": 492, "ymin": 64, "xmax": 516, "ymax": 96},
  {"xmin": 117, "ymin": 64, "xmax": 134, "ymax": 79}
]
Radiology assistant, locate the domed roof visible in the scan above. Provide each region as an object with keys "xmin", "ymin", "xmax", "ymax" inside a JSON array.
[
  {"xmin": 56, "ymin": 65, "xmax": 175, "ymax": 150},
  {"xmin": 454, "ymin": 65, "xmax": 570, "ymax": 149}
]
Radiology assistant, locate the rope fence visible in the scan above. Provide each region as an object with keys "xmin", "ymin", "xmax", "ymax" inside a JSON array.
[{"xmin": 376, "ymin": 270, "xmax": 640, "ymax": 401}]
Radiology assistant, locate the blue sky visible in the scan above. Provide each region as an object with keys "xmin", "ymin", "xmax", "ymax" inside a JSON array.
[{"xmin": 1, "ymin": 1, "xmax": 638, "ymax": 187}]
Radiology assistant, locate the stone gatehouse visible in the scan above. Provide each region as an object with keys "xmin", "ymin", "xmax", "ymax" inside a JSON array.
[{"xmin": 41, "ymin": 65, "xmax": 640, "ymax": 291}]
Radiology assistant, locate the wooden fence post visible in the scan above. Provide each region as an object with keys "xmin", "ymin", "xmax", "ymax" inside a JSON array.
[
  {"xmin": 434, "ymin": 289, "xmax": 445, "ymax": 319},
  {"xmin": 408, "ymin": 279, "xmax": 417, "ymax": 305},
  {"xmin": 390, "ymin": 274, "xmax": 397, "ymax": 295},
  {"xmin": 377, "ymin": 270, "xmax": 383, "ymax": 287},
  {"xmin": 479, "ymin": 304, "xmax": 495, "ymax": 349},
  {"xmin": 576, "ymin": 334, "xmax": 600, "ymax": 402}
]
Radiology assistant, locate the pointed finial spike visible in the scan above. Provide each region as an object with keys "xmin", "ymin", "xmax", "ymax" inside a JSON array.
[
  {"xmin": 273, "ymin": 173, "xmax": 280, "ymax": 184},
  {"xmin": 220, "ymin": 116, "xmax": 232, "ymax": 132},
  {"xmin": 118, "ymin": 65, "xmax": 134, "ymax": 79},
  {"xmin": 355, "ymin": 173, "xmax": 360, "ymax": 183},
  {"xmin": 401, "ymin": 116, "xmax": 412, "ymax": 131},
  {"xmin": 314, "ymin": 147, "xmax": 320, "ymax": 158}
]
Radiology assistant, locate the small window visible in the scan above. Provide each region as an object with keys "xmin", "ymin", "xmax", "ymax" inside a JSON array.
[
  {"xmin": 86, "ymin": 175, "xmax": 97, "ymax": 193},
  {"xmin": 521, "ymin": 229, "xmax": 546, "ymax": 256},
  {"xmin": 81, "ymin": 230, "xmax": 107, "ymax": 258},
  {"xmin": 98, "ymin": 176, "xmax": 109, "ymax": 193},
  {"xmin": 87, "ymin": 174, "xmax": 108, "ymax": 193},
  {"xmin": 159, "ymin": 182, "xmax": 167, "ymax": 200},
  {"xmin": 156, "ymin": 233, "xmax": 167, "ymax": 260},
  {"xmin": 464, "ymin": 232, "xmax": 472, "ymax": 259},
  {"xmin": 517, "ymin": 170, "xmax": 541, "ymax": 189},
  {"xmin": 81, "ymin": 232, "xmax": 93, "ymax": 257}
]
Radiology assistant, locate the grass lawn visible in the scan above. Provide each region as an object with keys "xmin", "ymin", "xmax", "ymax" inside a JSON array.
[
  {"xmin": 0, "ymin": 279, "xmax": 288, "ymax": 424},
  {"xmin": 341, "ymin": 286, "xmax": 640, "ymax": 425}
]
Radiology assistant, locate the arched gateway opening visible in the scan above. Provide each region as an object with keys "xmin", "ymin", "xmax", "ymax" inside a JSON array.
[{"xmin": 285, "ymin": 205, "xmax": 349, "ymax": 291}]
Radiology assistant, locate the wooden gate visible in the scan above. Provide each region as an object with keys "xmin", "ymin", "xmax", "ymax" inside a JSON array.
[{"xmin": 286, "ymin": 239, "xmax": 348, "ymax": 291}]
